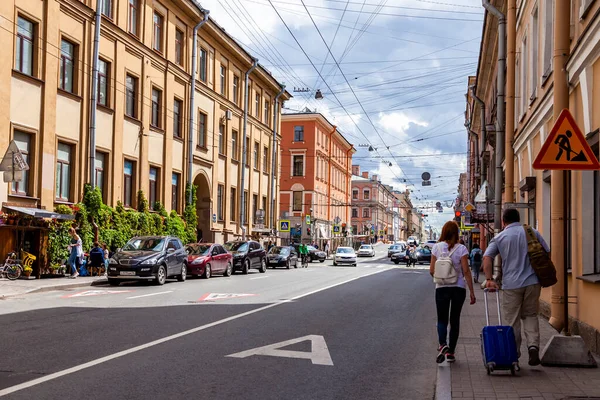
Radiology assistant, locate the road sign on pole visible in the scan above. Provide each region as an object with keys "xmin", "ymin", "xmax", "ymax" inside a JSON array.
[
  {"xmin": 533, "ymin": 108, "xmax": 600, "ymax": 170},
  {"xmin": 279, "ymin": 220, "xmax": 290, "ymax": 232}
]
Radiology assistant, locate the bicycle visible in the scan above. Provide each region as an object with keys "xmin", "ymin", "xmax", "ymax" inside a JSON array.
[
  {"xmin": 301, "ymin": 254, "xmax": 309, "ymax": 268},
  {"xmin": 0, "ymin": 252, "xmax": 23, "ymax": 280}
]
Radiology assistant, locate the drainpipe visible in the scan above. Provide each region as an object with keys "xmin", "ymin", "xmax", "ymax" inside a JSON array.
[
  {"xmin": 240, "ymin": 59, "xmax": 258, "ymax": 240},
  {"xmin": 187, "ymin": 8, "xmax": 210, "ymax": 204},
  {"xmin": 549, "ymin": 0, "xmax": 571, "ymax": 333},
  {"xmin": 482, "ymin": 0, "xmax": 505, "ymax": 233},
  {"xmin": 89, "ymin": 0, "xmax": 103, "ymax": 186},
  {"xmin": 270, "ymin": 84, "xmax": 286, "ymax": 234}
]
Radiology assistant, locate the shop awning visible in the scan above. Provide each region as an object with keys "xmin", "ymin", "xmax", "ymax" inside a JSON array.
[{"xmin": 3, "ymin": 205, "xmax": 75, "ymax": 220}]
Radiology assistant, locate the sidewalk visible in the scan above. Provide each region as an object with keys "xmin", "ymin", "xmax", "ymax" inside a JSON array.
[
  {"xmin": 438, "ymin": 285, "xmax": 600, "ymax": 400},
  {"xmin": 0, "ymin": 276, "xmax": 107, "ymax": 298}
]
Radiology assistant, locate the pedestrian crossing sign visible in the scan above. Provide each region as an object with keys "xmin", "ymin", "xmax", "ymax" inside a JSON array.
[
  {"xmin": 533, "ymin": 108, "xmax": 600, "ymax": 170},
  {"xmin": 332, "ymin": 225, "xmax": 340, "ymax": 233},
  {"xmin": 279, "ymin": 220, "xmax": 290, "ymax": 232}
]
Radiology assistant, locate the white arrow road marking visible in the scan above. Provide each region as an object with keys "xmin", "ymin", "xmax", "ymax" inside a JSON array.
[
  {"xmin": 226, "ymin": 335, "xmax": 334, "ymax": 366},
  {"xmin": 126, "ymin": 291, "xmax": 172, "ymax": 299},
  {"xmin": 62, "ymin": 290, "xmax": 132, "ymax": 298},
  {"xmin": 198, "ymin": 293, "xmax": 257, "ymax": 301},
  {"xmin": 250, "ymin": 276, "xmax": 270, "ymax": 280}
]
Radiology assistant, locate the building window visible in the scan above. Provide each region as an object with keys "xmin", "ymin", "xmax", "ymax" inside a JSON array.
[
  {"xmin": 218, "ymin": 124, "xmax": 225, "ymax": 155},
  {"xmin": 10, "ymin": 131, "xmax": 31, "ymax": 196},
  {"xmin": 101, "ymin": 0, "xmax": 112, "ymax": 17},
  {"xmin": 262, "ymin": 196, "xmax": 267, "ymax": 224},
  {"xmin": 253, "ymin": 142, "xmax": 259, "ymax": 169},
  {"xmin": 293, "ymin": 155, "xmax": 304, "ymax": 177},
  {"xmin": 543, "ymin": 0, "xmax": 554, "ymax": 76},
  {"xmin": 198, "ymin": 112, "xmax": 207, "ymax": 148},
  {"xmin": 55, "ymin": 142, "xmax": 72, "ymax": 201},
  {"xmin": 126, "ymin": 74, "xmax": 137, "ymax": 118},
  {"xmin": 172, "ymin": 172, "xmax": 180, "ymax": 212},
  {"xmin": 199, "ymin": 49, "xmax": 207, "ymax": 82},
  {"xmin": 232, "ymin": 130, "xmax": 239, "ymax": 161},
  {"xmin": 352, "ymin": 189, "xmax": 358, "ymax": 200},
  {"xmin": 149, "ymin": 166, "xmax": 159, "ymax": 207},
  {"xmin": 98, "ymin": 59, "xmax": 109, "ymax": 107},
  {"xmin": 531, "ymin": 7, "xmax": 539, "ymax": 98},
  {"xmin": 173, "ymin": 99, "xmax": 182, "ymax": 138},
  {"xmin": 264, "ymin": 100, "xmax": 270, "ymax": 124},
  {"xmin": 128, "ymin": 0, "xmax": 138, "ymax": 35},
  {"xmin": 293, "ymin": 191, "xmax": 302, "ymax": 211},
  {"xmin": 521, "ymin": 38, "xmax": 527, "ymax": 114},
  {"xmin": 243, "ymin": 191, "xmax": 249, "ymax": 224},
  {"xmin": 16, "ymin": 17, "xmax": 34, "ymax": 76},
  {"xmin": 95, "ymin": 151, "xmax": 105, "ymax": 198},
  {"xmin": 294, "ymin": 126, "xmax": 304, "ymax": 142},
  {"xmin": 255, "ymin": 93, "xmax": 260, "ymax": 118},
  {"xmin": 175, "ymin": 29, "xmax": 184, "ymax": 66},
  {"xmin": 363, "ymin": 208, "xmax": 370, "ymax": 218},
  {"xmin": 252, "ymin": 194, "xmax": 258, "ymax": 224},
  {"xmin": 123, "ymin": 159, "xmax": 135, "ymax": 207},
  {"xmin": 233, "ymin": 76, "xmax": 240, "ymax": 105},
  {"xmin": 263, "ymin": 146, "xmax": 269, "ymax": 172},
  {"xmin": 153, "ymin": 12, "xmax": 163, "ymax": 52},
  {"xmin": 352, "ymin": 208, "xmax": 358, "ymax": 218},
  {"xmin": 363, "ymin": 189, "xmax": 370, "ymax": 200},
  {"xmin": 59, "ymin": 39, "xmax": 75, "ymax": 93},
  {"xmin": 217, "ymin": 184, "xmax": 224, "ymax": 221},
  {"xmin": 245, "ymin": 137, "xmax": 250, "ymax": 166},
  {"xmin": 230, "ymin": 188, "xmax": 237, "ymax": 222},
  {"xmin": 220, "ymin": 65, "xmax": 226, "ymax": 96},
  {"xmin": 151, "ymin": 87, "xmax": 162, "ymax": 128}
]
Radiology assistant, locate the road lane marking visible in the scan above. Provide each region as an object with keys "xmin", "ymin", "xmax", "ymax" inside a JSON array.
[
  {"xmin": 198, "ymin": 293, "xmax": 257, "ymax": 301},
  {"xmin": 126, "ymin": 291, "xmax": 172, "ymax": 299},
  {"xmin": 250, "ymin": 276, "xmax": 269, "ymax": 280},
  {"xmin": 0, "ymin": 267, "xmax": 392, "ymax": 397},
  {"xmin": 226, "ymin": 335, "xmax": 333, "ymax": 366},
  {"xmin": 62, "ymin": 290, "xmax": 133, "ymax": 298}
]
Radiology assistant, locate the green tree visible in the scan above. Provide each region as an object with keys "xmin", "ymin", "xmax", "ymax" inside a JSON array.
[{"xmin": 183, "ymin": 183, "xmax": 198, "ymax": 244}]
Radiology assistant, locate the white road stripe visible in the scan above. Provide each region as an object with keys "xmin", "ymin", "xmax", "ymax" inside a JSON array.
[
  {"xmin": 249, "ymin": 276, "xmax": 270, "ymax": 280},
  {"xmin": 0, "ymin": 267, "xmax": 392, "ymax": 397},
  {"xmin": 126, "ymin": 291, "xmax": 172, "ymax": 299}
]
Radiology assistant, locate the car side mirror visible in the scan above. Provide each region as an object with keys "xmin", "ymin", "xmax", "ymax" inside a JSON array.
[{"xmin": 167, "ymin": 248, "xmax": 175, "ymax": 254}]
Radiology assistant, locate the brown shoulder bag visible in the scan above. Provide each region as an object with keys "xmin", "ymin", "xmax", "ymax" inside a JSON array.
[{"xmin": 523, "ymin": 225, "xmax": 557, "ymax": 288}]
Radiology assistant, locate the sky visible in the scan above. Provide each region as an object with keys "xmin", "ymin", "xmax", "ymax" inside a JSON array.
[{"xmin": 198, "ymin": 0, "xmax": 483, "ymax": 230}]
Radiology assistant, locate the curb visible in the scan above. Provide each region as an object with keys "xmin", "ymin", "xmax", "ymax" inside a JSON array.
[
  {"xmin": 1, "ymin": 279, "xmax": 108, "ymax": 299},
  {"xmin": 435, "ymin": 364, "xmax": 452, "ymax": 400}
]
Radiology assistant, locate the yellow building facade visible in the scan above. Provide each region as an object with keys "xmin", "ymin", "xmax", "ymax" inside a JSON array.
[
  {"xmin": 0, "ymin": 0, "xmax": 289, "ymax": 244},
  {"xmin": 472, "ymin": 0, "xmax": 600, "ymax": 352}
]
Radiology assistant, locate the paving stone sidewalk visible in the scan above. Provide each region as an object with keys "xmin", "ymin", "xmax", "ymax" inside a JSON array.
[
  {"xmin": 0, "ymin": 276, "xmax": 107, "ymax": 298},
  {"xmin": 449, "ymin": 286, "xmax": 600, "ymax": 400}
]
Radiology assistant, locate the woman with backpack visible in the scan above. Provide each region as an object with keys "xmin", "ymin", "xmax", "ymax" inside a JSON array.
[
  {"xmin": 469, "ymin": 243, "xmax": 483, "ymax": 283},
  {"xmin": 430, "ymin": 221, "xmax": 476, "ymax": 364}
]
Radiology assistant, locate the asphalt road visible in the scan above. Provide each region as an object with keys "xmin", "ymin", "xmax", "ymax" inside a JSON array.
[{"xmin": 0, "ymin": 245, "xmax": 437, "ymax": 400}]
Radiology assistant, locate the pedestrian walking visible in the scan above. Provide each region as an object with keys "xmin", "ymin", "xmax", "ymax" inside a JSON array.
[
  {"xmin": 430, "ymin": 221, "xmax": 476, "ymax": 364},
  {"xmin": 102, "ymin": 243, "xmax": 110, "ymax": 274},
  {"xmin": 89, "ymin": 242, "xmax": 105, "ymax": 277},
  {"xmin": 67, "ymin": 228, "xmax": 82, "ymax": 278},
  {"xmin": 325, "ymin": 241, "xmax": 330, "ymax": 258},
  {"xmin": 484, "ymin": 208, "xmax": 550, "ymax": 367},
  {"xmin": 470, "ymin": 243, "xmax": 483, "ymax": 283}
]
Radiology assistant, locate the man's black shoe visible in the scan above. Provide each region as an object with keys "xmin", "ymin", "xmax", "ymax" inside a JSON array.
[{"xmin": 528, "ymin": 346, "xmax": 541, "ymax": 366}]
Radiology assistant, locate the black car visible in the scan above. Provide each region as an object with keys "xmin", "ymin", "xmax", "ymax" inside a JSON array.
[
  {"xmin": 387, "ymin": 244, "xmax": 405, "ymax": 258},
  {"xmin": 390, "ymin": 251, "xmax": 405, "ymax": 265},
  {"xmin": 415, "ymin": 247, "xmax": 432, "ymax": 264},
  {"xmin": 224, "ymin": 240, "xmax": 267, "ymax": 274},
  {"xmin": 306, "ymin": 246, "xmax": 326, "ymax": 262},
  {"xmin": 107, "ymin": 236, "xmax": 187, "ymax": 286},
  {"xmin": 267, "ymin": 246, "xmax": 298, "ymax": 269}
]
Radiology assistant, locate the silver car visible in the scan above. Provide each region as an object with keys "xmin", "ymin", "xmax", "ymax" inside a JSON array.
[
  {"xmin": 333, "ymin": 247, "xmax": 357, "ymax": 266},
  {"xmin": 357, "ymin": 244, "xmax": 375, "ymax": 257}
]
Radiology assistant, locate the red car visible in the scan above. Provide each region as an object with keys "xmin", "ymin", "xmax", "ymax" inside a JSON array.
[{"xmin": 185, "ymin": 243, "xmax": 233, "ymax": 279}]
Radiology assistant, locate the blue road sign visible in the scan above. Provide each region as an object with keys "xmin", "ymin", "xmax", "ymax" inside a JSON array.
[{"xmin": 280, "ymin": 220, "xmax": 290, "ymax": 232}]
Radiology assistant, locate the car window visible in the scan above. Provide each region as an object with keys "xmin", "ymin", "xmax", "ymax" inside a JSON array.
[
  {"xmin": 336, "ymin": 248, "xmax": 353, "ymax": 254},
  {"xmin": 186, "ymin": 244, "xmax": 211, "ymax": 255},
  {"xmin": 249, "ymin": 242, "xmax": 259, "ymax": 251},
  {"xmin": 307, "ymin": 246, "xmax": 316, "ymax": 251},
  {"xmin": 168, "ymin": 240, "xmax": 179, "ymax": 250},
  {"xmin": 360, "ymin": 245, "xmax": 371, "ymax": 250},
  {"xmin": 217, "ymin": 245, "xmax": 227, "ymax": 254},
  {"xmin": 123, "ymin": 238, "xmax": 166, "ymax": 252},
  {"xmin": 228, "ymin": 242, "xmax": 248, "ymax": 252}
]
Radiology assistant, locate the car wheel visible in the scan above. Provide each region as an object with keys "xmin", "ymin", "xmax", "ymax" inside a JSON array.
[
  {"xmin": 203, "ymin": 264, "xmax": 211, "ymax": 279},
  {"xmin": 259, "ymin": 259, "xmax": 267, "ymax": 273},
  {"xmin": 319, "ymin": 260, "xmax": 324, "ymax": 263},
  {"xmin": 353, "ymin": 263, "xmax": 357, "ymax": 267},
  {"xmin": 177, "ymin": 264, "xmax": 187, "ymax": 282},
  {"xmin": 242, "ymin": 260, "xmax": 250, "ymax": 275},
  {"xmin": 155, "ymin": 265, "xmax": 167, "ymax": 285},
  {"xmin": 308, "ymin": 256, "xmax": 312, "ymax": 263},
  {"xmin": 333, "ymin": 261, "xmax": 337, "ymax": 266},
  {"xmin": 224, "ymin": 262, "xmax": 233, "ymax": 277},
  {"xmin": 108, "ymin": 279, "xmax": 120, "ymax": 286},
  {"xmin": 394, "ymin": 261, "xmax": 399, "ymax": 265},
  {"xmin": 286, "ymin": 260, "xmax": 290, "ymax": 269}
]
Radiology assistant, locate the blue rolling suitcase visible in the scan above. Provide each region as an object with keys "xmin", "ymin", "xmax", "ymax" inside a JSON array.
[{"xmin": 481, "ymin": 289, "xmax": 519, "ymax": 375}]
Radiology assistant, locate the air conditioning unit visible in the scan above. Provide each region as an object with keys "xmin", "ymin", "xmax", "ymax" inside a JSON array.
[{"xmin": 225, "ymin": 110, "xmax": 232, "ymax": 120}]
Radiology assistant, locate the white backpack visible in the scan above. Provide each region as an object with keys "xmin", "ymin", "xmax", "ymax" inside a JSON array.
[{"xmin": 433, "ymin": 245, "xmax": 459, "ymax": 285}]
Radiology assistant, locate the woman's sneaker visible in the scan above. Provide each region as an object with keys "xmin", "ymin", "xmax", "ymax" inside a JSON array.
[
  {"xmin": 436, "ymin": 345, "xmax": 449, "ymax": 363},
  {"xmin": 446, "ymin": 353, "xmax": 456, "ymax": 363}
]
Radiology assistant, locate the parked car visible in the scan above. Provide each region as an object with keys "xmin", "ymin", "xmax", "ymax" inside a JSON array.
[
  {"xmin": 387, "ymin": 244, "xmax": 405, "ymax": 258},
  {"xmin": 224, "ymin": 240, "xmax": 267, "ymax": 274},
  {"xmin": 423, "ymin": 240, "xmax": 437, "ymax": 249},
  {"xmin": 357, "ymin": 244, "xmax": 375, "ymax": 257},
  {"xmin": 391, "ymin": 251, "xmax": 404, "ymax": 264},
  {"xmin": 415, "ymin": 247, "xmax": 432, "ymax": 264},
  {"xmin": 407, "ymin": 236, "xmax": 419, "ymax": 246},
  {"xmin": 107, "ymin": 236, "xmax": 187, "ymax": 286},
  {"xmin": 306, "ymin": 245, "xmax": 327, "ymax": 262},
  {"xmin": 186, "ymin": 243, "xmax": 232, "ymax": 278},
  {"xmin": 333, "ymin": 247, "xmax": 357, "ymax": 266},
  {"xmin": 267, "ymin": 246, "xmax": 298, "ymax": 269}
]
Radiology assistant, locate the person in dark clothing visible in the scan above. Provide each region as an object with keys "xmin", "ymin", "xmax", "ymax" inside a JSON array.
[
  {"xmin": 469, "ymin": 243, "xmax": 483, "ymax": 283},
  {"xmin": 89, "ymin": 242, "xmax": 106, "ymax": 277}
]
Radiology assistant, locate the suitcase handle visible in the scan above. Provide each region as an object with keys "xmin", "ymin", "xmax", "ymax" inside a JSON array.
[{"xmin": 483, "ymin": 288, "xmax": 502, "ymax": 326}]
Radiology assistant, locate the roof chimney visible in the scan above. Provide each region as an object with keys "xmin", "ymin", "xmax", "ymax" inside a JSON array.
[
  {"xmin": 352, "ymin": 165, "xmax": 360, "ymax": 176},
  {"xmin": 372, "ymin": 174, "xmax": 379, "ymax": 182},
  {"xmin": 362, "ymin": 171, "xmax": 369, "ymax": 179}
]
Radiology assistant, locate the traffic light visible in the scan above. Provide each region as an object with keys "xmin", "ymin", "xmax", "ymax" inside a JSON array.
[
  {"xmin": 307, "ymin": 227, "xmax": 311, "ymax": 236},
  {"xmin": 454, "ymin": 211, "xmax": 461, "ymax": 224}
]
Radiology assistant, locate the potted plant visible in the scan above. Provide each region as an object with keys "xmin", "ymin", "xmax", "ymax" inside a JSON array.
[{"xmin": 23, "ymin": 266, "xmax": 33, "ymax": 277}]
